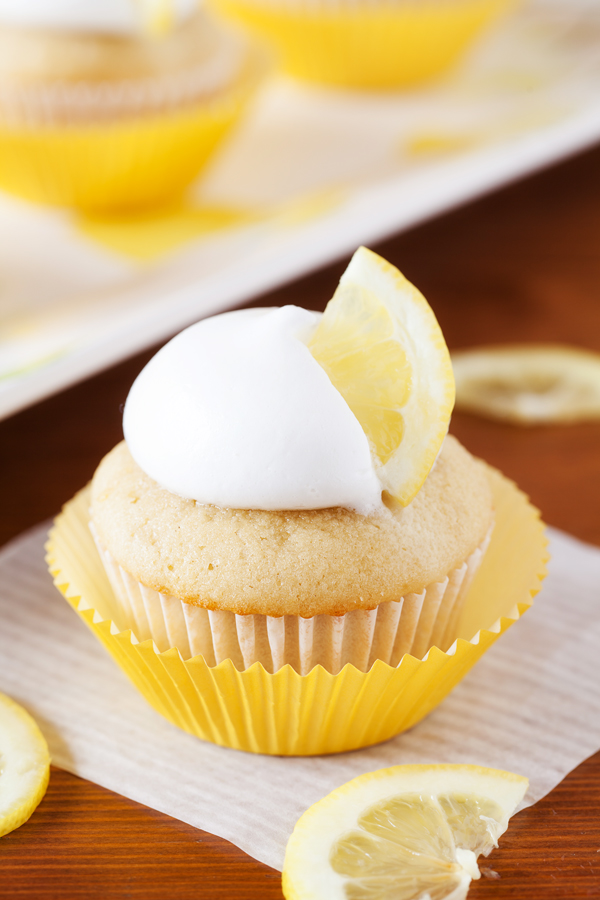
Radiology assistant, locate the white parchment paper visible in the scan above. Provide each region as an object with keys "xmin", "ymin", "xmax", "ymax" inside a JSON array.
[{"xmin": 0, "ymin": 523, "xmax": 599, "ymax": 872}]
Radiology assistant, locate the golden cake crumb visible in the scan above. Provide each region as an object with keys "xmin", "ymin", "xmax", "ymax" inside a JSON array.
[{"xmin": 90, "ymin": 435, "xmax": 493, "ymax": 617}]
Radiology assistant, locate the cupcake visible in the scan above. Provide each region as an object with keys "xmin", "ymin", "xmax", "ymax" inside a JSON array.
[
  {"xmin": 47, "ymin": 247, "xmax": 547, "ymax": 754},
  {"xmin": 0, "ymin": 0, "xmax": 267, "ymax": 210},
  {"xmin": 209, "ymin": 0, "xmax": 515, "ymax": 89}
]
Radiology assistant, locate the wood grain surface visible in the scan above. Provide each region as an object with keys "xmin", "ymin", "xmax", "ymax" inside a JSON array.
[{"xmin": 1, "ymin": 143, "xmax": 600, "ymax": 898}]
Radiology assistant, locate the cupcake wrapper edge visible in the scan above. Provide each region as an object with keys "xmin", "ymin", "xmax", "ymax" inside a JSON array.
[
  {"xmin": 90, "ymin": 522, "xmax": 493, "ymax": 675},
  {"xmin": 47, "ymin": 470, "xmax": 547, "ymax": 755}
]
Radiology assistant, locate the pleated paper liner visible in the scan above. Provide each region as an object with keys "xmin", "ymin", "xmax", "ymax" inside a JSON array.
[
  {"xmin": 47, "ymin": 464, "xmax": 547, "ymax": 755},
  {"xmin": 209, "ymin": 0, "xmax": 515, "ymax": 89},
  {"xmin": 0, "ymin": 42, "xmax": 267, "ymax": 212},
  {"xmin": 90, "ymin": 524, "xmax": 492, "ymax": 675}
]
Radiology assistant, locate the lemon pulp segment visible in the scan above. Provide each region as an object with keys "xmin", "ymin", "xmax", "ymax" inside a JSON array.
[
  {"xmin": 0, "ymin": 691, "xmax": 50, "ymax": 838},
  {"xmin": 452, "ymin": 345, "xmax": 600, "ymax": 425},
  {"xmin": 283, "ymin": 764, "xmax": 528, "ymax": 900},
  {"xmin": 331, "ymin": 792, "xmax": 504, "ymax": 899},
  {"xmin": 309, "ymin": 248, "xmax": 454, "ymax": 506},
  {"xmin": 309, "ymin": 285, "xmax": 411, "ymax": 464}
]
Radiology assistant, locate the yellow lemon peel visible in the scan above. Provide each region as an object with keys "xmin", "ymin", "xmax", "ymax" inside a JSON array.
[{"xmin": 0, "ymin": 691, "xmax": 50, "ymax": 838}]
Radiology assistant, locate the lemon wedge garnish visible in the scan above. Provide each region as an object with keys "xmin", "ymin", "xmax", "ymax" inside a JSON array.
[
  {"xmin": 308, "ymin": 247, "xmax": 455, "ymax": 507},
  {"xmin": 282, "ymin": 764, "xmax": 528, "ymax": 900},
  {"xmin": 0, "ymin": 691, "xmax": 50, "ymax": 838},
  {"xmin": 452, "ymin": 345, "xmax": 600, "ymax": 425}
]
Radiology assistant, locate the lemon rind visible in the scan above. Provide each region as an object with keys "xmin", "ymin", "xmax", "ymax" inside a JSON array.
[
  {"xmin": 0, "ymin": 692, "xmax": 50, "ymax": 838},
  {"xmin": 337, "ymin": 247, "xmax": 455, "ymax": 506}
]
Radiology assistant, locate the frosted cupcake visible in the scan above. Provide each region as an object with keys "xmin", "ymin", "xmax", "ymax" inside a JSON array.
[
  {"xmin": 0, "ymin": 0, "xmax": 266, "ymax": 210},
  {"xmin": 209, "ymin": 0, "xmax": 515, "ymax": 89},
  {"xmin": 48, "ymin": 247, "xmax": 547, "ymax": 754}
]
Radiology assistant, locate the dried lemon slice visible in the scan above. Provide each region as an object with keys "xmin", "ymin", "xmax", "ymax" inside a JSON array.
[
  {"xmin": 309, "ymin": 248, "xmax": 455, "ymax": 506},
  {"xmin": 0, "ymin": 691, "xmax": 50, "ymax": 838},
  {"xmin": 452, "ymin": 345, "xmax": 600, "ymax": 425},
  {"xmin": 283, "ymin": 764, "xmax": 528, "ymax": 900}
]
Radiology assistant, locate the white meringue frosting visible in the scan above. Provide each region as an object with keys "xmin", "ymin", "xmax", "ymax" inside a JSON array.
[
  {"xmin": 123, "ymin": 306, "xmax": 385, "ymax": 513},
  {"xmin": 0, "ymin": 0, "xmax": 197, "ymax": 35}
]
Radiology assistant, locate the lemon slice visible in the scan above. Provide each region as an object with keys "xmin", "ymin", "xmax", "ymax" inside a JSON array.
[
  {"xmin": 283, "ymin": 764, "xmax": 528, "ymax": 900},
  {"xmin": 452, "ymin": 345, "xmax": 600, "ymax": 425},
  {"xmin": 0, "ymin": 691, "xmax": 50, "ymax": 838},
  {"xmin": 308, "ymin": 247, "xmax": 455, "ymax": 507}
]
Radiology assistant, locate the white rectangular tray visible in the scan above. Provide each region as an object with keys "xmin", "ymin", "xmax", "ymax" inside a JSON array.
[{"xmin": 1, "ymin": 0, "xmax": 599, "ymax": 420}]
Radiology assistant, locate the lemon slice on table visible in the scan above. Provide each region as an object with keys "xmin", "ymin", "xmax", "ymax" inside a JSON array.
[
  {"xmin": 0, "ymin": 691, "xmax": 50, "ymax": 838},
  {"xmin": 308, "ymin": 247, "xmax": 455, "ymax": 507},
  {"xmin": 283, "ymin": 764, "xmax": 528, "ymax": 900},
  {"xmin": 452, "ymin": 345, "xmax": 600, "ymax": 425}
]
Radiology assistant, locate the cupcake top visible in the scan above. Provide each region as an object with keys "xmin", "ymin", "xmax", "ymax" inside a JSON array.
[
  {"xmin": 123, "ymin": 306, "xmax": 384, "ymax": 515},
  {"xmin": 90, "ymin": 435, "xmax": 493, "ymax": 616},
  {"xmin": 0, "ymin": 3, "xmax": 244, "ymax": 99}
]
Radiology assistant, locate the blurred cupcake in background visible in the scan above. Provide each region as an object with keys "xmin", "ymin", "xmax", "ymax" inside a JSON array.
[
  {"xmin": 209, "ymin": 0, "xmax": 516, "ymax": 89},
  {"xmin": 0, "ymin": 0, "xmax": 268, "ymax": 211}
]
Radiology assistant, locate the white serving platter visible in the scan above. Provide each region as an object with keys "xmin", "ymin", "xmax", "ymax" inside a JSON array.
[{"xmin": 1, "ymin": 0, "xmax": 599, "ymax": 420}]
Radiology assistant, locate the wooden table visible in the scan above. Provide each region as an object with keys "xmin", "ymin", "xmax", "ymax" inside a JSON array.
[{"xmin": 1, "ymin": 143, "xmax": 600, "ymax": 899}]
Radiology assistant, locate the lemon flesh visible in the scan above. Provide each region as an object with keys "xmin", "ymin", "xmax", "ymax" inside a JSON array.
[
  {"xmin": 0, "ymin": 691, "xmax": 50, "ymax": 838},
  {"xmin": 452, "ymin": 345, "xmax": 600, "ymax": 425},
  {"xmin": 309, "ymin": 248, "xmax": 454, "ymax": 507},
  {"xmin": 283, "ymin": 764, "xmax": 528, "ymax": 900}
]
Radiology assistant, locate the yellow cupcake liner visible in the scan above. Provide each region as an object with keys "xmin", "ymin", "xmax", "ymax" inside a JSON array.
[
  {"xmin": 209, "ymin": 0, "xmax": 515, "ymax": 89},
  {"xmin": 46, "ymin": 463, "xmax": 547, "ymax": 755},
  {"xmin": 0, "ymin": 46, "xmax": 267, "ymax": 212}
]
